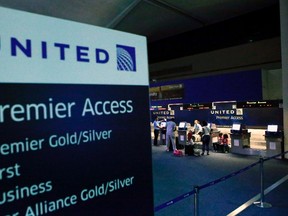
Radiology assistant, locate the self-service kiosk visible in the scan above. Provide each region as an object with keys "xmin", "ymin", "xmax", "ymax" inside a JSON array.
[
  {"xmin": 178, "ymin": 122, "xmax": 188, "ymax": 146},
  {"xmin": 160, "ymin": 121, "xmax": 167, "ymax": 145},
  {"xmin": 230, "ymin": 124, "xmax": 251, "ymax": 154},
  {"xmin": 265, "ymin": 125, "xmax": 284, "ymax": 159}
]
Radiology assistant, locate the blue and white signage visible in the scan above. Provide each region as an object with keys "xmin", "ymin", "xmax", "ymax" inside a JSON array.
[
  {"xmin": 0, "ymin": 7, "xmax": 153, "ymax": 216},
  {"xmin": 0, "ymin": 7, "xmax": 148, "ymax": 85}
]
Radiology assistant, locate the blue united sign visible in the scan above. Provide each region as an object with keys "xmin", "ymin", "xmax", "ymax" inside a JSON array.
[{"xmin": 0, "ymin": 7, "xmax": 153, "ymax": 216}]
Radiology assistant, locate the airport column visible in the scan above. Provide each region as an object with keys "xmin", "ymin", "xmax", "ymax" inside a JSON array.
[{"xmin": 280, "ymin": 0, "xmax": 288, "ymax": 159}]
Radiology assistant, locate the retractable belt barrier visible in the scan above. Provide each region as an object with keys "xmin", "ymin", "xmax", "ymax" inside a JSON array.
[{"xmin": 154, "ymin": 151, "xmax": 288, "ymax": 213}]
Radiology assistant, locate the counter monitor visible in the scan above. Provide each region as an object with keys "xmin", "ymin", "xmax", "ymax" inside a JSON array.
[
  {"xmin": 232, "ymin": 123, "xmax": 241, "ymax": 131},
  {"xmin": 267, "ymin": 125, "xmax": 278, "ymax": 132}
]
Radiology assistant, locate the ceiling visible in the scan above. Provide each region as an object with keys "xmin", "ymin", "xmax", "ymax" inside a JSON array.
[{"xmin": 0, "ymin": 0, "xmax": 280, "ymax": 63}]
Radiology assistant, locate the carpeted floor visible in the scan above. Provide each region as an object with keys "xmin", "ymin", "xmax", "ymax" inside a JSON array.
[{"xmin": 152, "ymin": 145, "xmax": 288, "ymax": 216}]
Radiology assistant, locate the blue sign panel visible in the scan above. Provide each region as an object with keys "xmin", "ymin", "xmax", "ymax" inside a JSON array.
[{"xmin": 0, "ymin": 84, "xmax": 153, "ymax": 215}]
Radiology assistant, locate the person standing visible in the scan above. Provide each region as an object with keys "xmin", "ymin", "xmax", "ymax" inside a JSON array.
[
  {"xmin": 201, "ymin": 121, "xmax": 211, "ymax": 155},
  {"xmin": 215, "ymin": 132, "xmax": 223, "ymax": 152},
  {"xmin": 193, "ymin": 120, "xmax": 202, "ymax": 135},
  {"xmin": 166, "ymin": 118, "xmax": 177, "ymax": 151},
  {"xmin": 222, "ymin": 134, "xmax": 229, "ymax": 153},
  {"xmin": 153, "ymin": 117, "xmax": 161, "ymax": 146}
]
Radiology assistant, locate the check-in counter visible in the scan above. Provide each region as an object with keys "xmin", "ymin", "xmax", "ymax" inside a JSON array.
[
  {"xmin": 265, "ymin": 131, "xmax": 284, "ymax": 159},
  {"xmin": 230, "ymin": 129, "xmax": 251, "ymax": 154}
]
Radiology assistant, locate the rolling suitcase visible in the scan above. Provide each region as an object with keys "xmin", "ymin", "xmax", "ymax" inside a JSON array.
[{"xmin": 185, "ymin": 144, "xmax": 194, "ymax": 156}]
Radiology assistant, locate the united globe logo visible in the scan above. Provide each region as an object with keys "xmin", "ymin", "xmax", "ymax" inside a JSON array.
[{"xmin": 116, "ymin": 45, "xmax": 136, "ymax": 72}]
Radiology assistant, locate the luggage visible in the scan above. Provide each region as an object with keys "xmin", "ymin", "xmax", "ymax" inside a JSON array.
[
  {"xmin": 173, "ymin": 149, "xmax": 184, "ymax": 157},
  {"xmin": 193, "ymin": 148, "xmax": 201, "ymax": 156},
  {"xmin": 176, "ymin": 137, "xmax": 184, "ymax": 150},
  {"xmin": 185, "ymin": 144, "xmax": 194, "ymax": 156},
  {"xmin": 193, "ymin": 143, "xmax": 202, "ymax": 156}
]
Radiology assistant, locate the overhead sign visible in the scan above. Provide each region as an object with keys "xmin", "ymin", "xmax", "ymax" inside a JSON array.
[
  {"xmin": 149, "ymin": 84, "xmax": 184, "ymax": 101},
  {"xmin": 175, "ymin": 107, "xmax": 283, "ymax": 128},
  {"xmin": 0, "ymin": 7, "xmax": 153, "ymax": 216}
]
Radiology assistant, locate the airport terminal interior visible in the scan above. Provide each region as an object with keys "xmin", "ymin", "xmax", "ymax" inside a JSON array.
[{"xmin": 1, "ymin": 1, "xmax": 288, "ymax": 215}]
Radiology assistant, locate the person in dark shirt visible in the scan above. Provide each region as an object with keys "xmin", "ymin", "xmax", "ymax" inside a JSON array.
[{"xmin": 201, "ymin": 121, "xmax": 211, "ymax": 156}]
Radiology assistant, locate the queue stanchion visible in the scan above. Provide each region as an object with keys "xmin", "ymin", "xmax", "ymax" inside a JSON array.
[
  {"xmin": 193, "ymin": 185, "xmax": 199, "ymax": 216},
  {"xmin": 254, "ymin": 156, "xmax": 272, "ymax": 208}
]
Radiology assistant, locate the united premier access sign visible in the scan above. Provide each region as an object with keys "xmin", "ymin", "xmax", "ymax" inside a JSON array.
[{"xmin": 0, "ymin": 7, "xmax": 153, "ymax": 216}]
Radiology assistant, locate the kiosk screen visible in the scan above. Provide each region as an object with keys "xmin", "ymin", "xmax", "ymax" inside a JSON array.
[{"xmin": 178, "ymin": 122, "xmax": 186, "ymax": 129}]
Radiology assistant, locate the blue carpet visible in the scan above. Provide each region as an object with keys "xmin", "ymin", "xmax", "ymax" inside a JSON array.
[{"xmin": 152, "ymin": 145, "xmax": 288, "ymax": 216}]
